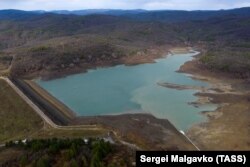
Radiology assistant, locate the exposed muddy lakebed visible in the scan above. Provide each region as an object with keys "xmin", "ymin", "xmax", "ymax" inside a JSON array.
[{"xmin": 37, "ymin": 51, "xmax": 217, "ymax": 130}]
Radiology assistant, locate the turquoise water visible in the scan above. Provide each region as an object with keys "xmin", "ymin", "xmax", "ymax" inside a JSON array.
[{"xmin": 37, "ymin": 51, "xmax": 217, "ymax": 130}]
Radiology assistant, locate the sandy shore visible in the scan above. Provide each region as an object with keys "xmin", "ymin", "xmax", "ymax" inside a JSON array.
[{"xmin": 179, "ymin": 55, "xmax": 250, "ymax": 150}]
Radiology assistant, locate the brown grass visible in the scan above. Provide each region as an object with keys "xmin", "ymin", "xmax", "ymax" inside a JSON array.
[
  {"xmin": 181, "ymin": 57, "xmax": 250, "ymax": 150},
  {"xmin": 0, "ymin": 79, "xmax": 108, "ymax": 144},
  {"xmin": 187, "ymin": 101, "xmax": 250, "ymax": 150},
  {"xmin": 0, "ymin": 79, "xmax": 44, "ymax": 143}
]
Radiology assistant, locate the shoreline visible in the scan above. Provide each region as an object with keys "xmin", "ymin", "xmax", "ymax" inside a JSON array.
[
  {"xmin": 29, "ymin": 46, "xmax": 201, "ymax": 123},
  {"xmin": 179, "ymin": 53, "xmax": 250, "ymax": 150},
  {"xmin": 7, "ymin": 46, "xmax": 238, "ymax": 150},
  {"xmin": 19, "ymin": 46, "xmax": 190, "ymax": 81},
  {"xmin": 10, "ymin": 46, "xmax": 202, "ymax": 150},
  {"xmin": 14, "ymin": 79, "xmax": 198, "ymax": 150},
  {"xmin": 25, "ymin": 46, "xmax": 193, "ymax": 121}
]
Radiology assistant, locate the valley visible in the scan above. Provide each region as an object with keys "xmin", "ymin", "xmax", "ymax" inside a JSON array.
[{"xmin": 0, "ymin": 7, "xmax": 249, "ymax": 166}]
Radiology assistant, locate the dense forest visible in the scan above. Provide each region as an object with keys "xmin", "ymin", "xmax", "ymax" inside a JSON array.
[{"xmin": 2, "ymin": 138, "xmax": 134, "ymax": 167}]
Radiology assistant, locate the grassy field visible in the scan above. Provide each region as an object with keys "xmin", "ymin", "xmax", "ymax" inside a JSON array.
[
  {"xmin": 32, "ymin": 128, "xmax": 108, "ymax": 139},
  {"xmin": 0, "ymin": 79, "xmax": 43, "ymax": 143}
]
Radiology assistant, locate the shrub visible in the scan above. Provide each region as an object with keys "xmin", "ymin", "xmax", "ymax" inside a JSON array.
[
  {"xmin": 30, "ymin": 46, "xmax": 51, "ymax": 52},
  {"xmin": 19, "ymin": 155, "xmax": 28, "ymax": 167},
  {"xmin": 36, "ymin": 156, "xmax": 50, "ymax": 167}
]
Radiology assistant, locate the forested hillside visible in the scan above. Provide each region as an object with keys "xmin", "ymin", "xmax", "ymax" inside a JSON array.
[{"xmin": 0, "ymin": 8, "xmax": 249, "ymax": 79}]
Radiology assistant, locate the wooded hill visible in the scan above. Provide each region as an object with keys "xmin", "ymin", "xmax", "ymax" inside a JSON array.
[{"xmin": 0, "ymin": 8, "xmax": 249, "ymax": 79}]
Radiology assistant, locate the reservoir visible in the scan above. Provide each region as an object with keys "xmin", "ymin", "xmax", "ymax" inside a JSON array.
[{"xmin": 37, "ymin": 51, "xmax": 217, "ymax": 130}]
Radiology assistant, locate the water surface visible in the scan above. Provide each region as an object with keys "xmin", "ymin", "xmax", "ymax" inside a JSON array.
[{"xmin": 37, "ymin": 51, "xmax": 216, "ymax": 130}]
